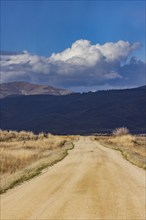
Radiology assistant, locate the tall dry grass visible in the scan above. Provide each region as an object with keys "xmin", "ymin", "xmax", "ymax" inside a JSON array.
[
  {"xmin": 94, "ymin": 133, "xmax": 146, "ymax": 169},
  {"xmin": 0, "ymin": 130, "xmax": 76, "ymax": 193},
  {"xmin": 0, "ymin": 130, "xmax": 38, "ymax": 141}
]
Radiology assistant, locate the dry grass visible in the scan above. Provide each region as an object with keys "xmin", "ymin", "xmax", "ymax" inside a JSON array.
[
  {"xmin": 0, "ymin": 130, "xmax": 38, "ymax": 141},
  {"xmin": 0, "ymin": 130, "xmax": 77, "ymax": 193},
  {"xmin": 93, "ymin": 134, "xmax": 146, "ymax": 169}
]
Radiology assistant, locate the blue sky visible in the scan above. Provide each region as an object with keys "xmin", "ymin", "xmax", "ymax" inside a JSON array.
[
  {"xmin": 1, "ymin": 0, "xmax": 145, "ymax": 58},
  {"xmin": 0, "ymin": 0, "xmax": 145, "ymax": 91}
]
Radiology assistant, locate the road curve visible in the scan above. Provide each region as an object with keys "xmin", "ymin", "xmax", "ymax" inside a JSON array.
[{"xmin": 1, "ymin": 137, "xmax": 145, "ymax": 219}]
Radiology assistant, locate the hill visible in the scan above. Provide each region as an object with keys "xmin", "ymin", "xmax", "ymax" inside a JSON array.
[
  {"xmin": 0, "ymin": 86, "xmax": 145, "ymax": 134},
  {"xmin": 0, "ymin": 82, "xmax": 71, "ymax": 98}
]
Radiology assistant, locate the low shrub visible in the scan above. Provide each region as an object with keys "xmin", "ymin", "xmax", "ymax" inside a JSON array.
[{"xmin": 112, "ymin": 127, "xmax": 129, "ymax": 136}]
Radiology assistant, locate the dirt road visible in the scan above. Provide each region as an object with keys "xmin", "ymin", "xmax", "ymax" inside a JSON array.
[{"xmin": 1, "ymin": 137, "xmax": 145, "ymax": 219}]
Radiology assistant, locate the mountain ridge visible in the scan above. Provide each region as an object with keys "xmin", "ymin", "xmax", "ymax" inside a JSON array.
[
  {"xmin": 0, "ymin": 81, "xmax": 71, "ymax": 98},
  {"xmin": 0, "ymin": 85, "xmax": 145, "ymax": 134}
]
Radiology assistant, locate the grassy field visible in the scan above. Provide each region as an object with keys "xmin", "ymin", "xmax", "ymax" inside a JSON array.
[
  {"xmin": 93, "ymin": 134, "xmax": 146, "ymax": 169},
  {"xmin": 0, "ymin": 130, "xmax": 77, "ymax": 194},
  {"xmin": 1, "ymin": 129, "xmax": 145, "ymax": 194}
]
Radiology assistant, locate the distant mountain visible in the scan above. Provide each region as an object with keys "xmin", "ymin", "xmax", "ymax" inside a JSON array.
[
  {"xmin": 0, "ymin": 86, "xmax": 145, "ymax": 134},
  {"xmin": 0, "ymin": 82, "xmax": 71, "ymax": 98}
]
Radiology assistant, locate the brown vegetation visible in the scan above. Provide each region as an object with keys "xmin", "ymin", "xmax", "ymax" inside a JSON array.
[
  {"xmin": 93, "ymin": 133, "xmax": 146, "ymax": 169},
  {"xmin": 0, "ymin": 130, "xmax": 77, "ymax": 193}
]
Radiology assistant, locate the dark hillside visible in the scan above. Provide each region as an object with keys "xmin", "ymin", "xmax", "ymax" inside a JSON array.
[{"xmin": 0, "ymin": 87, "xmax": 145, "ymax": 134}]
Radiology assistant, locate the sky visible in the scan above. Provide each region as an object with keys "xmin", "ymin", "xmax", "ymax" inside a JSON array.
[{"xmin": 0, "ymin": 0, "xmax": 146, "ymax": 92}]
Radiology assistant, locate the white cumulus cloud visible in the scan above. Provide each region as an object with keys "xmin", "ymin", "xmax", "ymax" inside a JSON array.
[
  {"xmin": 0, "ymin": 39, "xmax": 144, "ymax": 91},
  {"xmin": 50, "ymin": 40, "xmax": 141, "ymax": 64}
]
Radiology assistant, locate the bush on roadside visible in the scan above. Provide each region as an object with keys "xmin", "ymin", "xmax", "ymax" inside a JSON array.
[{"xmin": 112, "ymin": 127, "xmax": 129, "ymax": 136}]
